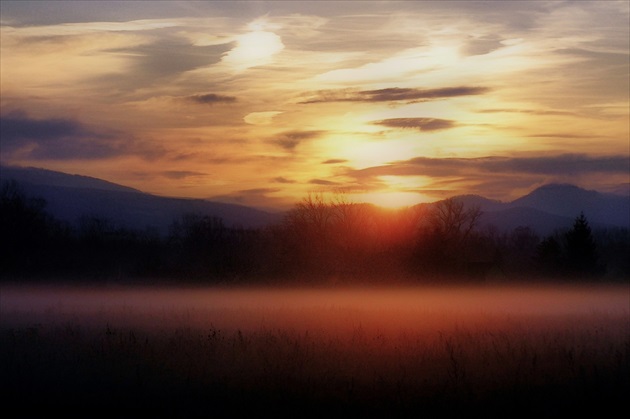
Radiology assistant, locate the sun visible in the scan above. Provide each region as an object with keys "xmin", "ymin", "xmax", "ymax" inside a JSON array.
[{"xmin": 357, "ymin": 191, "xmax": 426, "ymax": 209}]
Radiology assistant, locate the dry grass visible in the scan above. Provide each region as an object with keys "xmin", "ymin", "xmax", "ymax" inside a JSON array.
[{"xmin": 1, "ymin": 284, "xmax": 628, "ymax": 417}]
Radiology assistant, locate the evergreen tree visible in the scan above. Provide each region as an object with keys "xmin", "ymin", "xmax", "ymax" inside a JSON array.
[{"xmin": 564, "ymin": 212, "xmax": 601, "ymax": 277}]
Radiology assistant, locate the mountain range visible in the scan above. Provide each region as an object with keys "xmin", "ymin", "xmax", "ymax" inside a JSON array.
[
  {"xmin": 1, "ymin": 165, "xmax": 628, "ymax": 236},
  {"xmin": 451, "ymin": 185, "xmax": 629, "ymax": 235},
  {"xmin": 0, "ymin": 166, "xmax": 283, "ymax": 235}
]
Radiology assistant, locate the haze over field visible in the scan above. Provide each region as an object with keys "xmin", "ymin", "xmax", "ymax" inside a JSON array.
[
  {"xmin": 1, "ymin": 1, "xmax": 628, "ymax": 210},
  {"xmin": 2, "ymin": 283, "xmax": 628, "ymax": 416},
  {"xmin": 2, "ymin": 284, "xmax": 628, "ymax": 329}
]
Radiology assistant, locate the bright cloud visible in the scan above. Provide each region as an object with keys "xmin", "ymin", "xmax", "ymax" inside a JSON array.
[
  {"xmin": 244, "ymin": 111, "xmax": 283, "ymax": 126},
  {"xmin": 222, "ymin": 29, "xmax": 284, "ymax": 72}
]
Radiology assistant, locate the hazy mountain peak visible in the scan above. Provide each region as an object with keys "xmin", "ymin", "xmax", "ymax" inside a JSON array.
[
  {"xmin": 0, "ymin": 165, "xmax": 141, "ymax": 193},
  {"xmin": 530, "ymin": 183, "xmax": 598, "ymax": 195},
  {"xmin": 509, "ymin": 183, "xmax": 628, "ymax": 228},
  {"xmin": 438, "ymin": 194, "xmax": 505, "ymax": 212},
  {"xmin": 514, "ymin": 183, "xmax": 601, "ymax": 206},
  {"xmin": 0, "ymin": 165, "xmax": 281, "ymax": 234}
]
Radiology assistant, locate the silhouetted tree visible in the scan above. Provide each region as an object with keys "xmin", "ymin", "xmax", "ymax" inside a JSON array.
[
  {"xmin": 167, "ymin": 214, "xmax": 226, "ymax": 277},
  {"xmin": 4, "ymin": 179, "xmax": 622, "ymax": 284},
  {"xmin": 535, "ymin": 235, "xmax": 563, "ymax": 276},
  {"xmin": 1, "ymin": 180, "xmax": 51, "ymax": 274},
  {"xmin": 280, "ymin": 193, "xmax": 338, "ymax": 276},
  {"xmin": 428, "ymin": 198, "xmax": 482, "ymax": 241},
  {"xmin": 415, "ymin": 198, "xmax": 483, "ymax": 275},
  {"xmin": 565, "ymin": 212, "xmax": 602, "ymax": 277},
  {"xmin": 275, "ymin": 192, "xmax": 423, "ymax": 280},
  {"xmin": 0, "ymin": 180, "xmax": 82, "ymax": 276},
  {"xmin": 504, "ymin": 226, "xmax": 540, "ymax": 274},
  {"xmin": 594, "ymin": 228, "xmax": 630, "ymax": 280}
]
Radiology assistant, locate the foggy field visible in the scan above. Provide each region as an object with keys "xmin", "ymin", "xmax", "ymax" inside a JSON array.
[{"xmin": 1, "ymin": 282, "xmax": 628, "ymax": 417}]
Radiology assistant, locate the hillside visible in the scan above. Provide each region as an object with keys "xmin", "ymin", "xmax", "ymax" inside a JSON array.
[
  {"xmin": 509, "ymin": 183, "xmax": 629, "ymax": 227},
  {"xmin": 424, "ymin": 185, "xmax": 629, "ymax": 235},
  {"xmin": 0, "ymin": 166, "xmax": 283, "ymax": 235}
]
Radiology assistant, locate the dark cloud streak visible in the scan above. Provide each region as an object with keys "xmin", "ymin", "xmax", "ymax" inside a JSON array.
[
  {"xmin": 161, "ymin": 171, "xmax": 208, "ymax": 180},
  {"xmin": 273, "ymin": 130, "xmax": 325, "ymax": 151},
  {"xmin": 346, "ymin": 154, "xmax": 630, "ymax": 181},
  {"xmin": 238, "ymin": 188, "xmax": 281, "ymax": 195},
  {"xmin": 309, "ymin": 179, "xmax": 339, "ymax": 186},
  {"xmin": 0, "ymin": 110, "xmax": 158, "ymax": 160},
  {"xmin": 478, "ymin": 108, "xmax": 577, "ymax": 116},
  {"xmin": 1, "ymin": 111, "xmax": 88, "ymax": 146},
  {"xmin": 372, "ymin": 118, "xmax": 457, "ymax": 131},
  {"xmin": 272, "ymin": 177, "xmax": 296, "ymax": 184},
  {"xmin": 188, "ymin": 93, "xmax": 237, "ymax": 104},
  {"xmin": 115, "ymin": 37, "xmax": 233, "ymax": 80},
  {"xmin": 300, "ymin": 86, "xmax": 489, "ymax": 104}
]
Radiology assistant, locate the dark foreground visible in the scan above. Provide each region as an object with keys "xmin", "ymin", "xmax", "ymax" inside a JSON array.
[{"xmin": 1, "ymin": 284, "xmax": 628, "ymax": 417}]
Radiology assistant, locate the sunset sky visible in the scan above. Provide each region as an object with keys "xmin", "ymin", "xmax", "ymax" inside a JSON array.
[{"xmin": 1, "ymin": 1, "xmax": 628, "ymax": 210}]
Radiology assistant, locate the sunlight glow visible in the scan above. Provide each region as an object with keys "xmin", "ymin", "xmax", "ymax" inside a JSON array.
[
  {"xmin": 223, "ymin": 30, "xmax": 284, "ymax": 71},
  {"xmin": 357, "ymin": 191, "xmax": 427, "ymax": 209},
  {"xmin": 336, "ymin": 139, "xmax": 417, "ymax": 169}
]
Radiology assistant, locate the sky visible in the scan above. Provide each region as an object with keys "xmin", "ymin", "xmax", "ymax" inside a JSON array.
[{"xmin": 1, "ymin": 1, "xmax": 628, "ymax": 210}]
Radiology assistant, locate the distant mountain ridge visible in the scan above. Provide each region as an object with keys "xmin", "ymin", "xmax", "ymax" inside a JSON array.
[
  {"xmin": 449, "ymin": 183, "xmax": 629, "ymax": 234},
  {"xmin": 510, "ymin": 183, "xmax": 628, "ymax": 226},
  {"xmin": 1, "ymin": 166, "xmax": 628, "ymax": 236},
  {"xmin": 0, "ymin": 166, "xmax": 283, "ymax": 235},
  {"xmin": 0, "ymin": 166, "xmax": 141, "ymax": 193}
]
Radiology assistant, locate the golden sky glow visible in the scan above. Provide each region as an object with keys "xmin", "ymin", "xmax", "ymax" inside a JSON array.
[{"xmin": 1, "ymin": 1, "xmax": 628, "ymax": 210}]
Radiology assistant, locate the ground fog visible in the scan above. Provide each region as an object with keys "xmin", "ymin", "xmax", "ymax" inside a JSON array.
[
  {"xmin": 2, "ymin": 283, "xmax": 627, "ymax": 329},
  {"xmin": 1, "ymin": 282, "xmax": 628, "ymax": 417}
]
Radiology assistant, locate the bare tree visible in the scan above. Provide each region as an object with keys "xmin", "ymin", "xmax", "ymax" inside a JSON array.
[
  {"xmin": 285, "ymin": 192, "xmax": 335, "ymax": 240},
  {"xmin": 428, "ymin": 198, "xmax": 482, "ymax": 242},
  {"xmin": 415, "ymin": 198, "xmax": 483, "ymax": 274}
]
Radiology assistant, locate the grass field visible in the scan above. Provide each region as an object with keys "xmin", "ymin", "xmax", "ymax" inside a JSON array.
[{"xmin": 1, "ymin": 283, "xmax": 628, "ymax": 417}]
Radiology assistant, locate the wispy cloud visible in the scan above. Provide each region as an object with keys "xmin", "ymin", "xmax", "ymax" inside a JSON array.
[
  {"xmin": 526, "ymin": 133, "xmax": 595, "ymax": 139},
  {"xmin": 346, "ymin": 154, "xmax": 630, "ymax": 182},
  {"xmin": 300, "ymin": 86, "xmax": 489, "ymax": 104},
  {"xmin": 112, "ymin": 37, "xmax": 233, "ymax": 87},
  {"xmin": 160, "ymin": 170, "xmax": 208, "ymax": 180},
  {"xmin": 477, "ymin": 108, "xmax": 577, "ymax": 117},
  {"xmin": 479, "ymin": 155, "xmax": 630, "ymax": 175},
  {"xmin": 1, "ymin": 111, "xmax": 90, "ymax": 145},
  {"xmin": 372, "ymin": 118, "xmax": 457, "ymax": 131},
  {"xmin": 272, "ymin": 177, "xmax": 296, "ymax": 184},
  {"xmin": 238, "ymin": 187, "xmax": 281, "ymax": 195},
  {"xmin": 337, "ymin": 154, "xmax": 630, "ymax": 201},
  {"xmin": 187, "ymin": 93, "xmax": 237, "ymax": 104},
  {"xmin": 209, "ymin": 187, "xmax": 288, "ymax": 210},
  {"xmin": 0, "ymin": 111, "xmax": 136, "ymax": 160},
  {"xmin": 0, "ymin": 110, "xmax": 165, "ymax": 161},
  {"xmin": 272, "ymin": 130, "xmax": 325, "ymax": 151},
  {"xmin": 309, "ymin": 179, "xmax": 340, "ymax": 186}
]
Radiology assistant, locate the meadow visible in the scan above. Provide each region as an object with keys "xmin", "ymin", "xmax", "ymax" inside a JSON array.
[{"xmin": 1, "ymin": 282, "xmax": 628, "ymax": 417}]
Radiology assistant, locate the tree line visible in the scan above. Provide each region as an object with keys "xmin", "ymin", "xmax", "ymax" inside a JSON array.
[{"xmin": 1, "ymin": 181, "xmax": 628, "ymax": 283}]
